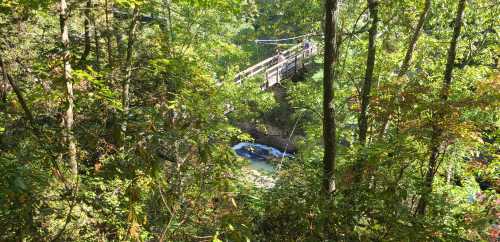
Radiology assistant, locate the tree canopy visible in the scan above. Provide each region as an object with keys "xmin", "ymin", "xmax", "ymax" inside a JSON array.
[{"xmin": 0, "ymin": 0, "xmax": 498, "ymax": 241}]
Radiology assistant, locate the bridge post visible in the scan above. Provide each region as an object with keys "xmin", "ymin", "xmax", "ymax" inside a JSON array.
[
  {"xmin": 293, "ymin": 55, "xmax": 297, "ymax": 74},
  {"xmin": 302, "ymin": 52, "xmax": 306, "ymax": 69},
  {"xmin": 277, "ymin": 66, "xmax": 280, "ymax": 84},
  {"xmin": 265, "ymin": 71, "xmax": 269, "ymax": 89}
]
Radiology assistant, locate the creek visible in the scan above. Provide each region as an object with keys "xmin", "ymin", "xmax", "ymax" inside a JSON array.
[{"xmin": 232, "ymin": 142, "xmax": 292, "ymax": 188}]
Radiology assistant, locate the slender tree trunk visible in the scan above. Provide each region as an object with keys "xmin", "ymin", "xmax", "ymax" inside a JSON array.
[
  {"xmin": 105, "ymin": 0, "xmax": 114, "ymax": 67},
  {"xmin": 92, "ymin": 0, "xmax": 100, "ymax": 70},
  {"xmin": 120, "ymin": 5, "xmax": 140, "ymax": 149},
  {"xmin": 380, "ymin": 0, "xmax": 432, "ymax": 135},
  {"xmin": 94, "ymin": 18, "xmax": 101, "ymax": 70},
  {"xmin": 0, "ymin": 51, "xmax": 5, "ymax": 105},
  {"xmin": 79, "ymin": 0, "xmax": 92, "ymax": 66},
  {"xmin": 0, "ymin": 56, "xmax": 34, "ymax": 123},
  {"xmin": 60, "ymin": 0, "xmax": 78, "ymax": 178},
  {"xmin": 358, "ymin": 0, "xmax": 379, "ymax": 146},
  {"xmin": 322, "ymin": 0, "xmax": 339, "ymax": 194},
  {"xmin": 164, "ymin": 0, "xmax": 175, "ymax": 57},
  {"xmin": 0, "ymin": 63, "xmax": 6, "ymax": 104},
  {"xmin": 351, "ymin": 0, "xmax": 379, "ymax": 187},
  {"xmin": 399, "ymin": 0, "xmax": 431, "ymax": 78},
  {"xmin": 416, "ymin": 0, "xmax": 466, "ymax": 215}
]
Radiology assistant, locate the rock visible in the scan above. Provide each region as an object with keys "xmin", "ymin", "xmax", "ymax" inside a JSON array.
[
  {"xmin": 235, "ymin": 122, "xmax": 298, "ymax": 153},
  {"xmin": 243, "ymin": 167, "xmax": 275, "ymax": 189}
]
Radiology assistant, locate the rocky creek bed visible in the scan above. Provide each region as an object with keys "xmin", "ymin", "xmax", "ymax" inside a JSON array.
[{"xmin": 232, "ymin": 142, "xmax": 293, "ymax": 188}]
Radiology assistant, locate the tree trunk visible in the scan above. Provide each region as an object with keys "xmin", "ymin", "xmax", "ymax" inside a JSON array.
[
  {"xmin": 120, "ymin": 5, "xmax": 140, "ymax": 149},
  {"xmin": 380, "ymin": 0, "xmax": 432, "ymax": 135},
  {"xmin": 399, "ymin": 0, "xmax": 431, "ymax": 78},
  {"xmin": 94, "ymin": 16, "xmax": 101, "ymax": 70},
  {"xmin": 105, "ymin": 0, "xmax": 114, "ymax": 67},
  {"xmin": 79, "ymin": 0, "xmax": 92, "ymax": 66},
  {"xmin": 322, "ymin": 0, "xmax": 340, "ymax": 194},
  {"xmin": 0, "ymin": 56, "xmax": 34, "ymax": 123},
  {"xmin": 351, "ymin": 0, "xmax": 379, "ymax": 187},
  {"xmin": 91, "ymin": 0, "xmax": 100, "ymax": 70},
  {"xmin": 416, "ymin": 0, "xmax": 466, "ymax": 216},
  {"xmin": 0, "ymin": 63, "xmax": 6, "ymax": 104},
  {"xmin": 60, "ymin": 0, "xmax": 78, "ymax": 178},
  {"xmin": 358, "ymin": 0, "xmax": 379, "ymax": 146},
  {"xmin": 164, "ymin": 0, "xmax": 175, "ymax": 57}
]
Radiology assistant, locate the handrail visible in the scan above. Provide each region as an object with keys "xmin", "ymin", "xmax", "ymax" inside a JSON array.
[
  {"xmin": 268, "ymin": 45, "xmax": 316, "ymax": 73},
  {"xmin": 266, "ymin": 59, "xmax": 289, "ymax": 73},
  {"xmin": 266, "ymin": 51, "xmax": 304, "ymax": 73},
  {"xmin": 234, "ymin": 43, "xmax": 303, "ymax": 82},
  {"xmin": 233, "ymin": 42, "xmax": 318, "ymax": 88},
  {"xmin": 235, "ymin": 55, "xmax": 275, "ymax": 79}
]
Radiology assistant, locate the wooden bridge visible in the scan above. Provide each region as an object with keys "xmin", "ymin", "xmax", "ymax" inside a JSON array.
[{"xmin": 233, "ymin": 42, "xmax": 318, "ymax": 90}]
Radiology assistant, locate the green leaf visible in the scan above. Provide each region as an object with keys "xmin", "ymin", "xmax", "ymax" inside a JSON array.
[{"xmin": 14, "ymin": 176, "xmax": 27, "ymax": 191}]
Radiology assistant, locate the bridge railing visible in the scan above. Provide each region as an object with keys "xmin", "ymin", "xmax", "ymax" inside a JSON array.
[
  {"xmin": 261, "ymin": 45, "xmax": 318, "ymax": 90},
  {"xmin": 233, "ymin": 43, "xmax": 305, "ymax": 84}
]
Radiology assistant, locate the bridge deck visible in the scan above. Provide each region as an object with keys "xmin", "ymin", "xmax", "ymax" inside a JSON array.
[{"xmin": 234, "ymin": 43, "xmax": 317, "ymax": 90}]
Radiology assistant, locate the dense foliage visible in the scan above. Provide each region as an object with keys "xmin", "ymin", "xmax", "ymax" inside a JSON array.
[{"xmin": 0, "ymin": 0, "xmax": 498, "ymax": 241}]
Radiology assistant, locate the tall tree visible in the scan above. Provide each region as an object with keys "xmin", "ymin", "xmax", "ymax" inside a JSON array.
[
  {"xmin": 353, "ymin": 0, "xmax": 379, "ymax": 186},
  {"xmin": 322, "ymin": 0, "xmax": 340, "ymax": 194},
  {"xmin": 79, "ymin": 0, "xmax": 92, "ymax": 66},
  {"xmin": 120, "ymin": 5, "xmax": 140, "ymax": 149},
  {"xmin": 380, "ymin": 0, "xmax": 432, "ymax": 135},
  {"xmin": 60, "ymin": 0, "xmax": 78, "ymax": 178},
  {"xmin": 416, "ymin": 0, "xmax": 467, "ymax": 215},
  {"xmin": 0, "ymin": 56, "xmax": 34, "ymax": 123},
  {"xmin": 398, "ymin": 0, "xmax": 431, "ymax": 78},
  {"xmin": 0, "ymin": 62, "xmax": 6, "ymax": 104},
  {"xmin": 105, "ymin": 0, "xmax": 114, "ymax": 67},
  {"xmin": 358, "ymin": 0, "xmax": 379, "ymax": 146},
  {"xmin": 93, "ymin": 2, "xmax": 101, "ymax": 70}
]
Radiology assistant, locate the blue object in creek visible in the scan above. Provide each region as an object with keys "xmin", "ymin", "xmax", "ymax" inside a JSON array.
[{"xmin": 232, "ymin": 142, "xmax": 292, "ymax": 172}]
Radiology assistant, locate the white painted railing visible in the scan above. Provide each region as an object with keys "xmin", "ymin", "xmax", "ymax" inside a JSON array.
[{"xmin": 233, "ymin": 43, "xmax": 317, "ymax": 88}]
